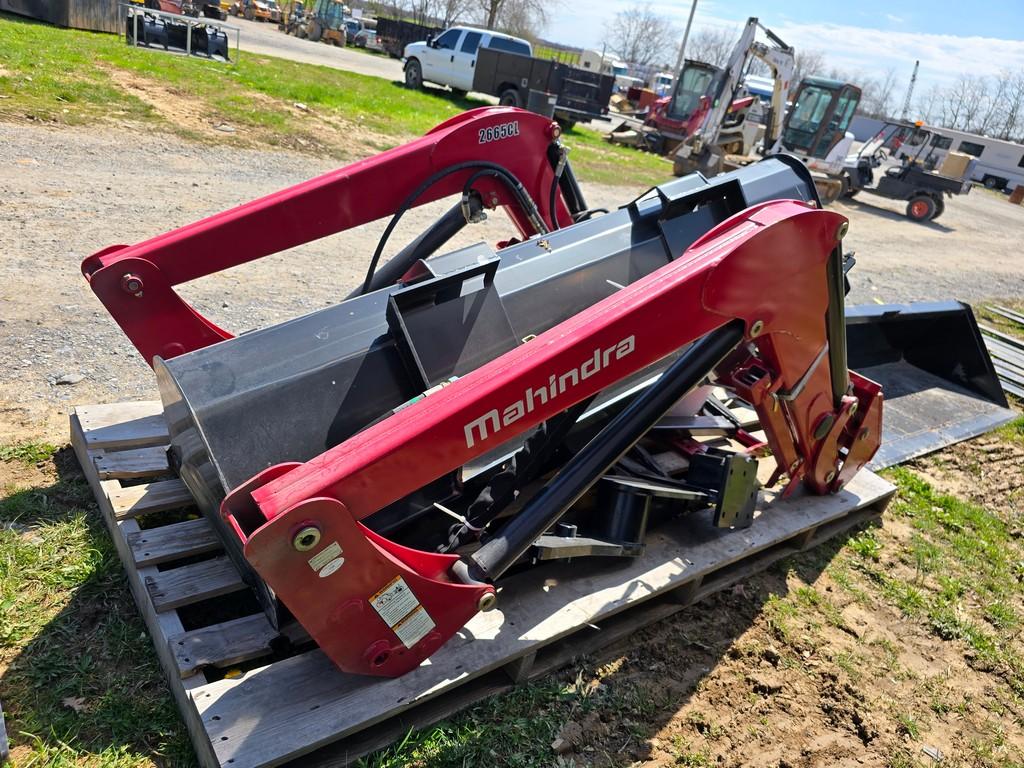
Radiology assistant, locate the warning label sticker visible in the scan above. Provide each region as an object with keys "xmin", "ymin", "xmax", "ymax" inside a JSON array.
[
  {"xmin": 370, "ymin": 576, "xmax": 421, "ymax": 628},
  {"xmin": 392, "ymin": 605, "xmax": 436, "ymax": 649}
]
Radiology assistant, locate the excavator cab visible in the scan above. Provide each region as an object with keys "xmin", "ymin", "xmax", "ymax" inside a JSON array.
[
  {"xmin": 664, "ymin": 61, "xmax": 720, "ymax": 123},
  {"xmin": 781, "ymin": 78, "xmax": 860, "ymax": 162}
]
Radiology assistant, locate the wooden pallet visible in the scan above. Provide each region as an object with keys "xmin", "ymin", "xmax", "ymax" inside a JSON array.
[
  {"xmin": 983, "ymin": 306, "xmax": 1024, "ymax": 399},
  {"xmin": 71, "ymin": 401, "xmax": 895, "ymax": 768}
]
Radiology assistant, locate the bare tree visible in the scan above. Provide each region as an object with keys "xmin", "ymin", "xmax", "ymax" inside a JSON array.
[
  {"xmin": 685, "ymin": 26, "xmax": 735, "ymax": 67},
  {"xmin": 437, "ymin": 0, "xmax": 471, "ymax": 25},
  {"xmin": 999, "ymin": 69, "xmax": 1024, "ymax": 141},
  {"xmin": 477, "ymin": 0, "xmax": 552, "ymax": 35},
  {"xmin": 859, "ymin": 67, "xmax": 898, "ymax": 118},
  {"xmin": 914, "ymin": 83, "xmax": 942, "ymax": 124},
  {"xmin": 600, "ymin": 4, "xmax": 677, "ymax": 67}
]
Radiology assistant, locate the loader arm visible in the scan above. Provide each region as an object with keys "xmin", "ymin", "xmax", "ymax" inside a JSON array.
[
  {"xmin": 81, "ymin": 108, "xmax": 574, "ymax": 364},
  {"xmin": 220, "ymin": 198, "xmax": 882, "ymax": 678}
]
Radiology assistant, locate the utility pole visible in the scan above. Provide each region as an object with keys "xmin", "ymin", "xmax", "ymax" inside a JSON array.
[
  {"xmin": 901, "ymin": 60, "xmax": 919, "ymax": 120},
  {"xmin": 672, "ymin": 0, "xmax": 698, "ymax": 84}
]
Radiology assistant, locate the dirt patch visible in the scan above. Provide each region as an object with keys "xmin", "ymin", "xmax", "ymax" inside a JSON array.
[
  {"xmin": 105, "ymin": 66, "xmax": 222, "ymax": 136},
  {"xmin": 102, "ymin": 66, "xmax": 399, "ymax": 159},
  {"xmin": 913, "ymin": 432, "xmax": 1024, "ymax": 521}
]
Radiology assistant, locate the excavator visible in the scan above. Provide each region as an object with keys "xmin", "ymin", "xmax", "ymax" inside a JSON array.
[{"xmin": 81, "ymin": 107, "xmax": 1012, "ymax": 679}]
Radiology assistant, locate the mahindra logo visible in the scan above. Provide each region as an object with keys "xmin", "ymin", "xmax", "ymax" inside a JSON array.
[{"xmin": 463, "ymin": 336, "xmax": 636, "ymax": 449}]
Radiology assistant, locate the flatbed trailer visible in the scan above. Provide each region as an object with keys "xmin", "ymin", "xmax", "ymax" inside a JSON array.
[{"xmin": 375, "ymin": 16, "xmax": 442, "ymax": 58}]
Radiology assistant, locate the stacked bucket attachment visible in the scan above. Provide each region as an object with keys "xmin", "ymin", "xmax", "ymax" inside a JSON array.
[{"xmin": 83, "ymin": 107, "xmax": 1014, "ymax": 679}]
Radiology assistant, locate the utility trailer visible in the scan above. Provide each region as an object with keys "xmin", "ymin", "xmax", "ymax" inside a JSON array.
[
  {"xmin": 472, "ymin": 47, "xmax": 615, "ymax": 127},
  {"xmin": 375, "ymin": 16, "xmax": 441, "ymax": 59},
  {"xmin": 844, "ymin": 122, "xmax": 972, "ymax": 222}
]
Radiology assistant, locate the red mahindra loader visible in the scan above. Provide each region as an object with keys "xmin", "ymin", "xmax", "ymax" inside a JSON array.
[{"xmin": 82, "ymin": 107, "xmax": 1013, "ymax": 679}]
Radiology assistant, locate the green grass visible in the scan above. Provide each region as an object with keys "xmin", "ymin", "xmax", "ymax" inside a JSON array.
[
  {"xmin": 0, "ymin": 451, "xmax": 194, "ymax": 767},
  {"xmin": 0, "ymin": 12, "xmax": 672, "ymax": 187},
  {"xmin": 855, "ymin": 467, "xmax": 1024, "ymax": 695}
]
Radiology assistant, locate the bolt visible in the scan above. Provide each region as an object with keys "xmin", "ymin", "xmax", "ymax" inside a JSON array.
[
  {"xmin": 121, "ymin": 273, "xmax": 144, "ymax": 295},
  {"xmin": 848, "ymin": 400, "xmax": 858, "ymax": 416},
  {"xmin": 750, "ymin": 319, "xmax": 765, "ymax": 338},
  {"xmin": 825, "ymin": 470, "xmax": 836, "ymax": 484},
  {"xmin": 770, "ymin": 393, "xmax": 779, "ymax": 412},
  {"xmin": 478, "ymin": 592, "xmax": 498, "ymax": 612},
  {"xmin": 835, "ymin": 221, "xmax": 849, "ymax": 241},
  {"xmin": 292, "ymin": 525, "xmax": 321, "ymax": 552},
  {"xmin": 859, "ymin": 427, "xmax": 871, "ymax": 441},
  {"xmin": 788, "ymin": 459, "xmax": 800, "ymax": 475}
]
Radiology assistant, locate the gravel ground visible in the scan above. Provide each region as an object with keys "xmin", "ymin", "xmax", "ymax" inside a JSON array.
[{"xmin": 2, "ymin": 120, "xmax": 1023, "ymax": 439}]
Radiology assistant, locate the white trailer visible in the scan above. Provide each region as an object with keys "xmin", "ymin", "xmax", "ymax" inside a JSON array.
[{"xmin": 898, "ymin": 126, "xmax": 1024, "ymax": 191}]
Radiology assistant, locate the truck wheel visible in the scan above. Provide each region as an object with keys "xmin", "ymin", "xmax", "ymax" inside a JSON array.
[
  {"xmin": 307, "ymin": 21, "xmax": 321, "ymax": 41},
  {"xmin": 405, "ymin": 59, "xmax": 423, "ymax": 89},
  {"xmin": 906, "ymin": 195, "xmax": 936, "ymax": 222},
  {"xmin": 499, "ymin": 89, "xmax": 522, "ymax": 108},
  {"xmin": 931, "ymin": 196, "xmax": 945, "ymax": 220}
]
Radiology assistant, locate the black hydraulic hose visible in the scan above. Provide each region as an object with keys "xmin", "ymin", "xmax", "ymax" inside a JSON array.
[
  {"xmin": 460, "ymin": 169, "xmax": 547, "ymax": 233},
  {"xmin": 345, "ymin": 201, "xmax": 473, "ymax": 300},
  {"xmin": 467, "ymin": 319, "xmax": 746, "ymax": 582},
  {"xmin": 359, "ymin": 161, "xmax": 548, "ymax": 296}
]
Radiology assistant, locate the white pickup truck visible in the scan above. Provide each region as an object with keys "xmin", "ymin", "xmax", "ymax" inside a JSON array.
[{"xmin": 403, "ymin": 26, "xmax": 532, "ymax": 96}]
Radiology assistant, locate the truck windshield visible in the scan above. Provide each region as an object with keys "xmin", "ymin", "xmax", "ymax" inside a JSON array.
[{"xmin": 667, "ymin": 66, "xmax": 715, "ymax": 120}]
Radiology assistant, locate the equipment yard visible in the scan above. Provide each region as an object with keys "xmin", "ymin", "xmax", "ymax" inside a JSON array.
[{"xmin": 2, "ymin": 8, "xmax": 1024, "ymax": 768}]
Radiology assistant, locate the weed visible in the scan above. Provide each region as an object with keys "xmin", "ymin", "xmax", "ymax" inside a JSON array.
[
  {"xmin": 847, "ymin": 528, "xmax": 883, "ymax": 561},
  {"xmin": 896, "ymin": 712, "xmax": 921, "ymax": 740},
  {"xmin": 0, "ymin": 441, "xmax": 58, "ymax": 465}
]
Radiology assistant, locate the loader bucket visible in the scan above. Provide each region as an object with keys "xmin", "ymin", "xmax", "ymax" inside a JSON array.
[{"xmin": 845, "ymin": 301, "xmax": 1016, "ymax": 469}]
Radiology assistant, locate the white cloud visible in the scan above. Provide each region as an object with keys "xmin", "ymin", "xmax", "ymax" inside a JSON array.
[
  {"xmin": 770, "ymin": 21, "xmax": 1024, "ymax": 86},
  {"xmin": 884, "ymin": 13, "xmax": 905, "ymax": 24},
  {"xmin": 552, "ymin": 1, "xmax": 1024, "ymax": 92}
]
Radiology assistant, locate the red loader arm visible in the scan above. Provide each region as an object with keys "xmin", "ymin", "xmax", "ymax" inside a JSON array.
[
  {"xmin": 81, "ymin": 108, "xmax": 571, "ymax": 364},
  {"xmin": 221, "ymin": 199, "xmax": 883, "ymax": 678}
]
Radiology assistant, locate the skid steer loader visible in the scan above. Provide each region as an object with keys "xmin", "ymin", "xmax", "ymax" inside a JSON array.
[{"xmin": 82, "ymin": 107, "xmax": 1013, "ymax": 679}]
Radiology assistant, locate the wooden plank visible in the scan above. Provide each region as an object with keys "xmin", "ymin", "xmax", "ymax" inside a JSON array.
[
  {"xmin": 998, "ymin": 378, "xmax": 1024, "ymax": 399},
  {"xmin": 128, "ymin": 518, "xmax": 222, "ymax": 567},
  {"xmin": 169, "ymin": 614, "xmax": 281, "ymax": 678},
  {"xmin": 70, "ymin": 409, "xmax": 220, "ymax": 768},
  {"xmin": 193, "ymin": 470, "xmax": 894, "ymax": 768},
  {"xmin": 994, "ymin": 363, "xmax": 1024, "ymax": 388},
  {"xmin": 95, "ymin": 445, "xmax": 170, "ymax": 480},
  {"xmin": 109, "ymin": 478, "xmax": 195, "ymax": 519},
  {"xmin": 76, "ymin": 401, "xmax": 168, "ymax": 449},
  {"xmin": 146, "ymin": 557, "xmax": 247, "ymax": 612},
  {"xmin": 984, "ymin": 338, "xmax": 1024, "ymax": 369},
  {"xmin": 989, "ymin": 304, "xmax": 1024, "ymax": 328},
  {"xmin": 980, "ymin": 323, "xmax": 1024, "ymax": 352}
]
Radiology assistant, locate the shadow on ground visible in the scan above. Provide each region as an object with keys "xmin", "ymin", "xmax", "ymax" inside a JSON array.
[{"xmin": 844, "ymin": 195, "xmax": 956, "ymax": 233}]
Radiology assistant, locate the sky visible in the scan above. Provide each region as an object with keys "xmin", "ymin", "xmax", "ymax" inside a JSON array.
[{"xmin": 546, "ymin": 0, "xmax": 1024, "ymax": 93}]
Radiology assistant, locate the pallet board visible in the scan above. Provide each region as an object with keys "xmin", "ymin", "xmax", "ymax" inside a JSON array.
[
  {"xmin": 982, "ymin": 309, "xmax": 1024, "ymax": 400},
  {"xmin": 72, "ymin": 401, "xmax": 895, "ymax": 768}
]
